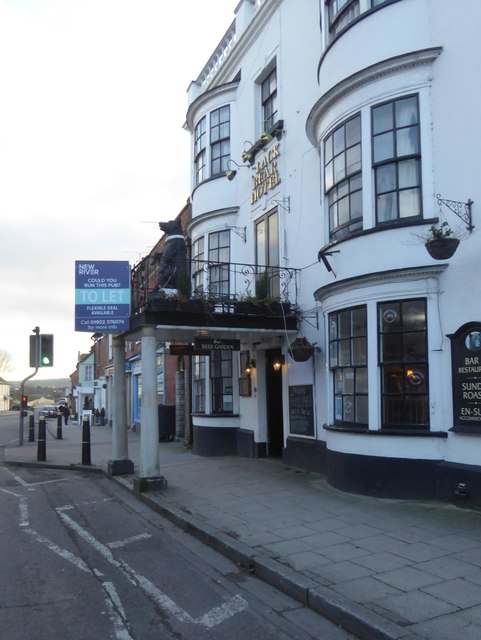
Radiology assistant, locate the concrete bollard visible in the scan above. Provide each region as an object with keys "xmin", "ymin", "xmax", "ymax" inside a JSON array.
[
  {"xmin": 81, "ymin": 416, "xmax": 91, "ymax": 465},
  {"xmin": 37, "ymin": 418, "xmax": 46, "ymax": 462},
  {"xmin": 56, "ymin": 413, "xmax": 63, "ymax": 440},
  {"xmin": 28, "ymin": 414, "xmax": 35, "ymax": 443}
]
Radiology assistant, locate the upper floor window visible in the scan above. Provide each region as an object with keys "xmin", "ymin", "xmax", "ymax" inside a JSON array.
[
  {"xmin": 372, "ymin": 95, "xmax": 421, "ymax": 224},
  {"xmin": 210, "ymin": 106, "xmax": 230, "ymax": 176},
  {"xmin": 256, "ymin": 210, "xmax": 280, "ymax": 298},
  {"xmin": 327, "ymin": 0, "xmax": 360, "ymax": 39},
  {"xmin": 261, "ymin": 68, "xmax": 277, "ymax": 131},
  {"xmin": 194, "ymin": 117, "xmax": 206, "ymax": 186},
  {"xmin": 84, "ymin": 364, "xmax": 93, "ymax": 382},
  {"xmin": 192, "ymin": 237, "xmax": 205, "ymax": 295},
  {"xmin": 324, "ymin": 114, "xmax": 362, "ymax": 241},
  {"xmin": 208, "ymin": 230, "xmax": 230, "ymax": 299}
]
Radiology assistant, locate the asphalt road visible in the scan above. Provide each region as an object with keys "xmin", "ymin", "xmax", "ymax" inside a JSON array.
[{"xmin": 0, "ymin": 455, "xmax": 356, "ymax": 639}]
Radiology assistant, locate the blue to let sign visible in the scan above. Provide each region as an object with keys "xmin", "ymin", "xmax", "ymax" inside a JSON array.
[{"xmin": 75, "ymin": 261, "xmax": 131, "ymax": 333}]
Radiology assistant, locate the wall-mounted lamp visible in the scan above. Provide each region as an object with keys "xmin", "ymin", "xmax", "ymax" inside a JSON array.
[
  {"xmin": 260, "ymin": 131, "xmax": 273, "ymax": 144},
  {"xmin": 272, "ymin": 355, "xmax": 284, "ymax": 372},
  {"xmin": 245, "ymin": 358, "xmax": 256, "ymax": 376},
  {"xmin": 242, "ymin": 141, "xmax": 255, "ymax": 164},
  {"xmin": 225, "ymin": 159, "xmax": 250, "ymax": 181}
]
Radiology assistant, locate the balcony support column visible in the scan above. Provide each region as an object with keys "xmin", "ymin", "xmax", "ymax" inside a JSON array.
[
  {"xmin": 134, "ymin": 325, "xmax": 167, "ymax": 492},
  {"xmin": 108, "ymin": 335, "xmax": 134, "ymax": 476}
]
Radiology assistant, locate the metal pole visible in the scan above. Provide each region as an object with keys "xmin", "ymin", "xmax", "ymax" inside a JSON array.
[
  {"xmin": 81, "ymin": 415, "xmax": 91, "ymax": 465},
  {"xmin": 19, "ymin": 326, "xmax": 40, "ymax": 446},
  {"xmin": 28, "ymin": 414, "xmax": 35, "ymax": 442},
  {"xmin": 56, "ymin": 412, "xmax": 63, "ymax": 440},
  {"xmin": 37, "ymin": 418, "xmax": 46, "ymax": 462}
]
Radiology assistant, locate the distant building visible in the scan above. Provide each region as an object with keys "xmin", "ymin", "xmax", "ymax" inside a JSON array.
[{"xmin": 0, "ymin": 377, "xmax": 11, "ymax": 411}]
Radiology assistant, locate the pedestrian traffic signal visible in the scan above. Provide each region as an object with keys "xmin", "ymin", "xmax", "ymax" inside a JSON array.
[{"xmin": 39, "ymin": 334, "xmax": 54, "ymax": 367}]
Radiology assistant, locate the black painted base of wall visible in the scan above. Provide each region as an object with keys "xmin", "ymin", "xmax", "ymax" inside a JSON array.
[
  {"xmin": 283, "ymin": 438, "xmax": 481, "ymax": 509},
  {"xmin": 192, "ymin": 425, "xmax": 267, "ymax": 458}
]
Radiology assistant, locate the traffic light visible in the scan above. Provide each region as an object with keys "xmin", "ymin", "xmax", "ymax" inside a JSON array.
[
  {"xmin": 39, "ymin": 334, "xmax": 54, "ymax": 367},
  {"xmin": 21, "ymin": 395, "xmax": 28, "ymax": 409}
]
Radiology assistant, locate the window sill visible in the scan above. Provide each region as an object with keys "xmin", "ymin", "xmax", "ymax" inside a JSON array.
[
  {"xmin": 192, "ymin": 412, "xmax": 239, "ymax": 418},
  {"xmin": 324, "ymin": 424, "xmax": 447, "ymax": 437}
]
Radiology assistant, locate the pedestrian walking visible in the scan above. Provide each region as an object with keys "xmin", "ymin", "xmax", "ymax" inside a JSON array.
[{"xmin": 62, "ymin": 404, "xmax": 71, "ymax": 425}]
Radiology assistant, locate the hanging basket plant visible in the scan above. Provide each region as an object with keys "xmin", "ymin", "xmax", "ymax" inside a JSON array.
[
  {"xmin": 289, "ymin": 337, "xmax": 319, "ymax": 362},
  {"xmin": 424, "ymin": 222, "xmax": 460, "ymax": 260}
]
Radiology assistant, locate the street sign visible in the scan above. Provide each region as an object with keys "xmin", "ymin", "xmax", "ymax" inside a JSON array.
[{"xmin": 75, "ymin": 261, "xmax": 131, "ymax": 333}]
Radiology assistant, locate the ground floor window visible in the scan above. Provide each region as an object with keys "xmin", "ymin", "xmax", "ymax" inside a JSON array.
[
  {"xmin": 379, "ymin": 299, "xmax": 429, "ymax": 429},
  {"xmin": 211, "ymin": 351, "xmax": 233, "ymax": 414},
  {"xmin": 329, "ymin": 305, "xmax": 368, "ymax": 426},
  {"xmin": 328, "ymin": 297, "xmax": 429, "ymax": 429},
  {"xmin": 193, "ymin": 355, "xmax": 206, "ymax": 413}
]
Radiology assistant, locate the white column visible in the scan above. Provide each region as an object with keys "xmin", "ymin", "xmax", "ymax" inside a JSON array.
[
  {"xmin": 109, "ymin": 335, "xmax": 134, "ymax": 475},
  {"xmin": 139, "ymin": 325, "xmax": 160, "ymax": 478}
]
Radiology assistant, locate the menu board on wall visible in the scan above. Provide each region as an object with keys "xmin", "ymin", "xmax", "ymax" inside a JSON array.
[
  {"xmin": 450, "ymin": 323, "xmax": 481, "ymax": 430},
  {"xmin": 288, "ymin": 384, "xmax": 314, "ymax": 436}
]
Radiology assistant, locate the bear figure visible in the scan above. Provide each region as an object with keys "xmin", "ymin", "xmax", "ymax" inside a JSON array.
[{"xmin": 155, "ymin": 219, "xmax": 188, "ymax": 290}]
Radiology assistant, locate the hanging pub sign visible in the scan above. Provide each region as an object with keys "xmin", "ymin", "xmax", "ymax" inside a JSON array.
[
  {"xmin": 194, "ymin": 337, "xmax": 240, "ymax": 351},
  {"xmin": 449, "ymin": 322, "xmax": 481, "ymax": 431}
]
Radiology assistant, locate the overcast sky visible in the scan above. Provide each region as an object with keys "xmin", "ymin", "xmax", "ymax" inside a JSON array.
[{"xmin": 0, "ymin": 0, "xmax": 237, "ymax": 382}]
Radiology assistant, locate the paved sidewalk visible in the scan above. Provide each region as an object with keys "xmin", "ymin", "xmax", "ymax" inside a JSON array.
[{"xmin": 3, "ymin": 423, "xmax": 481, "ymax": 640}]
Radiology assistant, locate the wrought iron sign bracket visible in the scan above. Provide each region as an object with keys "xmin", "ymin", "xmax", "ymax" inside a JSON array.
[
  {"xmin": 271, "ymin": 196, "xmax": 291, "ymax": 213},
  {"xmin": 436, "ymin": 193, "xmax": 474, "ymax": 232},
  {"xmin": 301, "ymin": 311, "xmax": 319, "ymax": 331},
  {"xmin": 225, "ymin": 225, "xmax": 247, "ymax": 242}
]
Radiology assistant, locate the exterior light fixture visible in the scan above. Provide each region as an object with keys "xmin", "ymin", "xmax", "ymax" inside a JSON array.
[
  {"xmin": 245, "ymin": 358, "xmax": 256, "ymax": 376},
  {"xmin": 272, "ymin": 355, "xmax": 284, "ymax": 372},
  {"xmin": 260, "ymin": 131, "xmax": 273, "ymax": 144},
  {"xmin": 225, "ymin": 159, "xmax": 249, "ymax": 181}
]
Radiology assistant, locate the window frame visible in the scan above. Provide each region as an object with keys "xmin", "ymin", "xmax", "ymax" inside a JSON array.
[
  {"xmin": 326, "ymin": 0, "xmax": 360, "ymax": 39},
  {"xmin": 208, "ymin": 230, "xmax": 230, "ymax": 300},
  {"xmin": 255, "ymin": 209, "xmax": 280, "ymax": 298},
  {"xmin": 210, "ymin": 105, "xmax": 230, "ymax": 177},
  {"xmin": 192, "ymin": 237, "xmax": 205, "ymax": 295},
  {"xmin": 372, "ymin": 94, "xmax": 422, "ymax": 226},
  {"xmin": 328, "ymin": 305, "xmax": 368, "ymax": 427},
  {"xmin": 261, "ymin": 67, "xmax": 278, "ymax": 131},
  {"xmin": 194, "ymin": 116, "xmax": 206, "ymax": 186},
  {"xmin": 378, "ymin": 298, "xmax": 429, "ymax": 430},
  {"xmin": 324, "ymin": 113, "xmax": 363, "ymax": 241},
  {"xmin": 193, "ymin": 355, "xmax": 206, "ymax": 414},
  {"xmin": 210, "ymin": 350, "xmax": 233, "ymax": 414}
]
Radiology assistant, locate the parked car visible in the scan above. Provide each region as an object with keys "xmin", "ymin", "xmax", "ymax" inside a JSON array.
[{"xmin": 39, "ymin": 405, "xmax": 58, "ymax": 418}]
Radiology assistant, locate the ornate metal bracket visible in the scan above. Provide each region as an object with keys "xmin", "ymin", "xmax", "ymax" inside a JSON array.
[
  {"xmin": 271, "ymin": 197, "xmax": 291, "ymax": 213},
  {"xmin": 225, "ymin": 225, "xmax": 247, "ymax": 242},
  {"xmin": 436, "ymin": 194, "xmax": 474, "ymax": 232}
]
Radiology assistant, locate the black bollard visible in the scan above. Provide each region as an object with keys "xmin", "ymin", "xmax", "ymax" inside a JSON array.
[
  {"xmin": 56, "ymin": 413, "xmax": 63, "ymax": 440},
  {"xmin": 81, "ymin": 416, "xmax": 91, "ymax": 465},
  {"xmin": 37, "ymin": 418, "xmax": 46, "ymax": 461},
  {"xmin": 28, "ymin": 414, "xmax": 35, "ymax": 443}
]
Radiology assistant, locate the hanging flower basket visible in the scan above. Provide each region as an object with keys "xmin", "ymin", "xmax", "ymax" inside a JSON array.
[
  {"xmin": 289, "ymin": 337, "xmax": 319, "ymax": 362},
  {"xmin": 425, "ymin": 238, "xmax": 460, "ymax": 260}
]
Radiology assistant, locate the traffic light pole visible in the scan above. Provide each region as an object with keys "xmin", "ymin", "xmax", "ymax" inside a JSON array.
[{"xmin": 19, "ymin": 327, "xmax": 40, "ymax": 446}]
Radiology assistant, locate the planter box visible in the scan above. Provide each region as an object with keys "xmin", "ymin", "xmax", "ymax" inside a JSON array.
[{"xmin": 425, "ymin": 238, "xmax": 460, "ymax": 260}]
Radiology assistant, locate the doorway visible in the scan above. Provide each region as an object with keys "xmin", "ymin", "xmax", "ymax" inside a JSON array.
[{"xmin": 265, "ymin": 348, "xmax": 284, "ymax": 456}]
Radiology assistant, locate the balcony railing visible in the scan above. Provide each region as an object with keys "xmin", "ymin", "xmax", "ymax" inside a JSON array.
[{"xmin": 131, "ymin": 259, "xmax": 299, "ymax": 318}]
